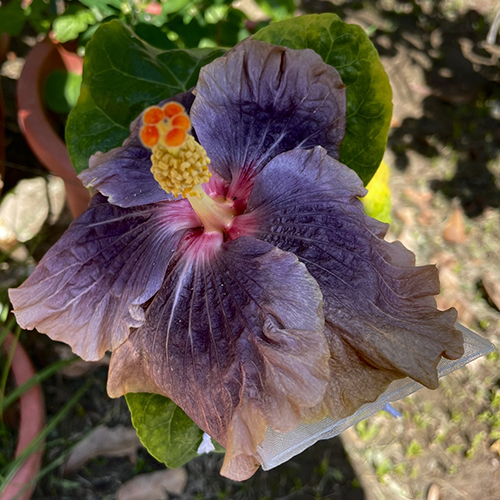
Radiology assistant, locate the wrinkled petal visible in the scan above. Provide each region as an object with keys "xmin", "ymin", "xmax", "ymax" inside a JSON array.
[
  {"xmin": 191, "ymin": 38, "xmax": 345, "ymax": 193},
  {"xmin": 79, "ymin": 91, "xmax": 195, "ymax": 208},
  {"xmin": 107, "ymin": 236, "xmax": 329, "ymax": 480},
  {"xmin": 232, "ymin": 147, "xmax": 464, "ymax": 395},
  {"xmin": 9, "ymin": 194, "xmax": 199, "ymax": 360},
  {"xmin": 315, "ymin": 323, "xmax": 400, "ymax": 419}
]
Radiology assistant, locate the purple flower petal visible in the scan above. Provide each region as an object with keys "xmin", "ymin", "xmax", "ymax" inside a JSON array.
[
  {"xmin": 78, "ymin": 91, "xmax": 195, "ymax": 208},
  {"xmin": 9, "ymin": 194, "xmax": 199, "ymax": 360},
  {"xmin": 233, "ymin": 147, "xmax": 464, "ymax": 396},
  {"xmin": 107, "ymin": 236, "xmax": 329, "ymax": 480},
  {"xmin": 190, "ymin": 38, "xmax": 346, "ymax": 191}
]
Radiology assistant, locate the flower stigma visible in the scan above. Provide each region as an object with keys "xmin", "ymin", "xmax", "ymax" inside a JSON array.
[{"xmin": 140, "ymin": 102, "xmax": 235, "ymax": 233}]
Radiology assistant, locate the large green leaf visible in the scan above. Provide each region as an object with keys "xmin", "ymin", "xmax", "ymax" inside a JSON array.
[
  {"xmin": 254, "ymin": 14, "xmax": 393, "ymax": 185},
  {"xmin": 126, "ymin": 393, "xmax": 203, "ymax": 468},
  {"xmin": 66, "ymin": 20, "xmax": 225, "ymax": 173}
]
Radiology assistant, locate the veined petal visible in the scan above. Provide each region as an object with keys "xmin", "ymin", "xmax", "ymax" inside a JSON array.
[
  {"xmin": 190, "ymin": 38, "xmax": 345, "ymax": 192},
  {"xmin": 78, "ymin": 91, "xmax": 195, "ymax": 208},
  {"xmin": 9, "ymin": 194, "xmax": 199, "ymax": 361},
  {"xmin": 233, "ymin": 147, "xmax": 464, "ymax": 397},
  {"xmin": 107, "ymin": 236, "xmax": 329, "ymax": 480}
]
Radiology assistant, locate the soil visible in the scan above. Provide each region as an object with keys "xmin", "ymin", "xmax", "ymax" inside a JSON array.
[{"xmin": 1, "ymin": 1, "xmax": 500, "ymax": 499}]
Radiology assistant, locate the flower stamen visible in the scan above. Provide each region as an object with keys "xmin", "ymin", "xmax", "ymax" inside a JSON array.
[{"xmin": 140, "ymin": 101, "xmax": 234, "ymax": 233}]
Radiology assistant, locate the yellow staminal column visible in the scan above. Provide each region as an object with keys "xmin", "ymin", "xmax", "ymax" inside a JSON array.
[
  {"xmin": 140, "ymin": 102, "xmax": 235, "ymax": 233},
  {"xmin": 186, "ymin": 185, "xmax": 235, "ymax": 233}
]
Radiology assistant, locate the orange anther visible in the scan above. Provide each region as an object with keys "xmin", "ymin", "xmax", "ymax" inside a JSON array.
[
  {"xmin": 165, "ymin": 127, "xmax": 187, "ymax": 148},
  {"xmin": 172, "ymin": 113, "xmax": 191, "ymax": 131},
  {"xmin": 140, "ymin": 125, "xmax": 160, "ymax": 148},
  {"xmin": 163, "ymin": 102, "xmax": 184, "ymax": 119},
  {"xmin": 143, "ymin": 106, "xmax": 164, "ymax": 125}
]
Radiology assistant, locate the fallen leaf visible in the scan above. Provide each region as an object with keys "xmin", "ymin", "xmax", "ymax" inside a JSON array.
[
  {"xmin": 0, "ymin": 176, "xmax": 64, "ymax": 242},
  {"xmin": 442, "ymin": 206, "xmax": 466, "ymax": 244},
  {"xmin": 63, "ymin": 425, "xmax": 142, "ymax": 475},
  {"xmin": 403, "ymin": 187, "xmax": 435, "ymax": 225},
  {"xmin": 490, "ymin": 440, "xmax": 500, "ymax": 456},
  {"xmin": 395, "ymin": 207, "xmax": 415, "ymax": 227},
  {"xmin": 426, "ymin": 483, "xmax": 441, "ymax": 500},
  {"xmin": 0, "ymin": 176, "xmax": 65, "ymax": 260},
  {"xmin": 481, "ymin": 274, "xmax": 500, "ymax": 311},
  {"xmin": 431, "ymin": 252, "xmax": 476, "ymax": 326},
  {"xmin": 116, "ymin": 468, "xmax": 188, "ymax": 500}
]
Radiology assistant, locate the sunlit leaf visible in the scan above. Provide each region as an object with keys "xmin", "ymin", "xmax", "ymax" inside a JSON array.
[
  {"xmin": 361, "ymin": 161, "xmax": 392, "ymax": 223},
  {"xmin": 53, "ymin": 9, "xmax": 96, "ymax": 43}
]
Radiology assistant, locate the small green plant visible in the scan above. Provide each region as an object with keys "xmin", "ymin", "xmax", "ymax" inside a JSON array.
[
  {"xmin": 406, "ymin": 439, "xmax": 423, "ymax": 458},
  {"xmin": 446, "ymin": 443, "xmax": 465, "ymax": 455},
  {"xmin": 356, "ymin": 419, "xmax": 381, "ymax": 442},
  {"xmin": 375, "ymin": 457, "xmax": 394, "ymax": 482},
  {"xmin": 466, "ymin": 431, "xmax": 486, "ymax": 459}
]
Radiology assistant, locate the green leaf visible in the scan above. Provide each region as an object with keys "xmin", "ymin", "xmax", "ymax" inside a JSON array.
[
  {"xmin": 133, "ymin": 23, "xmax": 177, "ymax": 50},
  {"xmin": 44, "ymin": 70, "xmax": 82, "ymax": 114},
  {"xmin": 53, "ymin": 9, "xmax": 97, "ymax": 43},
  {"xmin": 66, "ymin": 19, "xmax": 225, "ymax": 173},
  {"xmin": 254, "ymin": 13, "xmax": 393, "ymax": 185},
  {"xmin": 26, "ymin": 0, "xmax": 54, "ymax": 34},
  {"xmin": 255, "ymin": 0, "xmax": 295, "ymax": 21},
  {"xmin": 361, "ymin": 160, "xmax": 392, "ymax": 224},
  {"xmin": 161, "ymin": 0, "xmax": 191, "ymax": 15},
  {"xmin": 126, "ymin": 393, "xmax": 203, "ymax": 468},
  {"xmin": 79, "ymin": 0, "xmax": 122, "ymax": 20},
  {"xmin": 0, "ymin": 0, "xmax": 26, "ymax": 36}
]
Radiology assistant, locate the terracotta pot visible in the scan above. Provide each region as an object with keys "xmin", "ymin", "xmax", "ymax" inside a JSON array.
[
  {"xmin": 0, "ymin": 333, "xmax": 45, "ymax": 500},
  {"xmin": 17, "ymin": 38, "xmax": 90, "ymax": 218}
]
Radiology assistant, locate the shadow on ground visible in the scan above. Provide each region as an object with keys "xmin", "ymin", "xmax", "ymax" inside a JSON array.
[{"xmin": 302, "ymin": 0, "xmax": 500, "ymax": 217}]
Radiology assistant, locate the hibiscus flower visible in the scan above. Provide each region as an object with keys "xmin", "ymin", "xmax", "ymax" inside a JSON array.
[{"xmin": 9, "ymin": 39, "xmax": 463, "ymax": 480}]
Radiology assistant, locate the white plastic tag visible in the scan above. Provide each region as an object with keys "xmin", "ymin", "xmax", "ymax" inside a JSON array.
[{"xmin": 256, "ymin": 323, "xmax": 495, "ymax": 470}]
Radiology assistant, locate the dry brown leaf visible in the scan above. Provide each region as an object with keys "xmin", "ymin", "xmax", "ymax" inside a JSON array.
[
  {"xmin": 395, "ymin": 206, "xmax": 415, "ymax": 226},
  {"xmin": 481, "ymin": 274, "xmax": 500, "ymax": 311},
  {"xmin": 116, "ymin": 468, "xmax": 188, "ymax": 500},
  {"xmin": 442, "ymin": 206, "xmax": 466, "ymax": 244},
  {"xmin": 490, "ymin": 440, "xmax": 500, "ymax": 456},
  {"xmin": 63, "ymin": 425, "xmax": 142, "ymax": 475},
  {"xmin": 426, "ymin": 483, "xmax": 441, "ymax": 500},
  {"xmin": 403, "ymin": 187, "xmax": 435, "ymax": 225}
]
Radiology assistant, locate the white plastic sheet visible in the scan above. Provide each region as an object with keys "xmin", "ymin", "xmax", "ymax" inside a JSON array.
[{"xmin": 256, "ymin": 323, "xmax": 495, "ymax": 470}]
